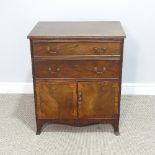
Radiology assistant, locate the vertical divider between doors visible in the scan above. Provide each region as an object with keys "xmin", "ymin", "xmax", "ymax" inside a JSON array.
[{"xmin": 76, "ymin": 81, "xmax": 79, "ymax": 119}]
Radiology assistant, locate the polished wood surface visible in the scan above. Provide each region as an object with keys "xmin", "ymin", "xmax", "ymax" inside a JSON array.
[
  {"xmin": 36, "ymin": 80, "xmax": 77, "ymax": 119},
  {"xmin": 28, "ymin": 21, "xmax": 125, "ymax": 135},
  {"xmin": 33, "ymin": 55, "xmax": 120, "ymax": 61},
  {"xmin": 78, "ymin": 81, "xmax": 119, "ymax": 118},
  {"xmin": 34, "ymin": 60, "xmax": 120, "ymax": 78},
  {"xmin": 28, "ymin": 21, "xmax": 126, "ymax": 39},
  {"xmin": 33, "ymin": 41, "xmax": 121, "ymax": 56}
]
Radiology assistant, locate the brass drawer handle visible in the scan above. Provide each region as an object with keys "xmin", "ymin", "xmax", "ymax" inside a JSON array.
[
  {"xmin": 92, "ymin": 47, "xmax": 106, "ymax": 53},
  {"xmin": 47, "ymin": 47, "xmax": 59, "ymax": 54},
  {"xmin": 48, "ymin": 67, "xmax": 60, "ymax": 73},
  {"xmin": 73, "ymin": 44, "xmax": 79, "ymax": 48},
  {"xmin": 93, "ymin": 67, "xmax": 106, "ymax": 74}
]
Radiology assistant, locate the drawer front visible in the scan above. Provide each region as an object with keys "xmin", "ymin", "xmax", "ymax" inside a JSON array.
[
  {"xmin": 34, "ymin": 60, "xmax": 120, "ymax": 78},
  {"xmin": 33, "ymin": 42, "xmax": 121, "ymax": 56}
]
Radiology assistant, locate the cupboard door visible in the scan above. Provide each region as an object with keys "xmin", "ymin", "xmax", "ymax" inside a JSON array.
[
  {"xmin": 78, "ymin": 81, "xmax": 119, "ymax": 118},
  {"xmin": 36, "ymin": 80, "xmax": 77, "ymax": 119}
]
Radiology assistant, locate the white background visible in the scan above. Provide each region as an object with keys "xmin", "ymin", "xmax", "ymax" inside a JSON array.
[{"xmin": 0, "ymin": 0, "xmax": 155, "ymax": 93}]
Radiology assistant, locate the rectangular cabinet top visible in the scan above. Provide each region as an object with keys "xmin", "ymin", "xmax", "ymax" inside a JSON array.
[{"xmin": 28, "ymin": 21, "xmax": 126, "ymax": 39}]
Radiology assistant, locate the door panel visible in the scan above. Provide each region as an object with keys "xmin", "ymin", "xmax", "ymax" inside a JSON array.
[
  {"xmin": 78, "ymin": 81, "xmax": 119, "ymax": 118},
  {"xmin": 36, "ymin": 80, "xmax": 77, "ymax": 119}
]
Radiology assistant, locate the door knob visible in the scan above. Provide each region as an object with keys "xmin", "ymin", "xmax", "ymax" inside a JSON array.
[{"xmin": 78, "ymin": 92, "xmax": 82, "ymax": 105}]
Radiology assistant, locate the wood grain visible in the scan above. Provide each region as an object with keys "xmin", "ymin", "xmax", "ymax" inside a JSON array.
[
  {"xmin": 78, "ymin": 81, "xmax": 119, "ymax": 118},
  {"xmin": 27, "ymin": 21, "xmax": 126, "ymax": 39},
  {"xmin": 36, "ymin": 80, "xmax": 77, "ymax": 119}
]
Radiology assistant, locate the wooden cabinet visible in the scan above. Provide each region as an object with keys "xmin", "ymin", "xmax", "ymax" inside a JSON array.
[{"xmin": 28, "ymin": 21, "xmax": 126, "ymax": 135}]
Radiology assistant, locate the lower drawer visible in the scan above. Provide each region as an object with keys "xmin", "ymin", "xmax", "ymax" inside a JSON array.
[{"xmin": 34, "ymin": 60, "xmax": 120, "ymax": 78}]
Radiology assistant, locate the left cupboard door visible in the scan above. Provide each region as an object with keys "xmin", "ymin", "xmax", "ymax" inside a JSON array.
[{"xmin": 35, "ymin": 80, "xmax": 77, "ymax": 119}]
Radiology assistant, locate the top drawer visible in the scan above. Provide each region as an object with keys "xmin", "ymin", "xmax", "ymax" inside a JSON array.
[{"xmin": 32, "ymin": 41, "xmax": 121, "ymax": 56}]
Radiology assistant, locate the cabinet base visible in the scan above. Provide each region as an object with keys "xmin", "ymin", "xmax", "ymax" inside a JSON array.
[{"xmin": 36, "ymin": 119, "xmax": 119, "ymax": 135}]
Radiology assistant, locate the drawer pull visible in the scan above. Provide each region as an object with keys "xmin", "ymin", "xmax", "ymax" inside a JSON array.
[
  {"xmin": 73, "ymin": 44, "xmax": 79, "ymax": 48},
  {"xmin": 93, "ymin": 67, "xmax": 106, "ymax": 74},
  {"xmin": 47, "ymin": 47, "xmax": 59, "ymax": 54},
  {"xmin": 92, "ymin": 47, "xmax": 106, "ymax": 53},
  {"xmin": 48, "ymin": 67, "xmax": 60, "ymax": 73}
]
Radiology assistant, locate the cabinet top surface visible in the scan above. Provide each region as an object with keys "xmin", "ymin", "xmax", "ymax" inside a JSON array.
[{"xmin": 28, "ymin": 21, "xmax": 126, "ymax": 39}]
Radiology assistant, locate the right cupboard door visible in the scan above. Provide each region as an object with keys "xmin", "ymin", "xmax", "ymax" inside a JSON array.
[{"xmin": 78, "ymin": 81, "xmax": 120, "ymax": 119}]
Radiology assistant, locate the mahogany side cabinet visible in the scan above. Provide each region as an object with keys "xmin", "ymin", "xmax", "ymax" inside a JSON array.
[{"xmin": 27, "ymin": 21, "xmax": 126, "ymax": 135}]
